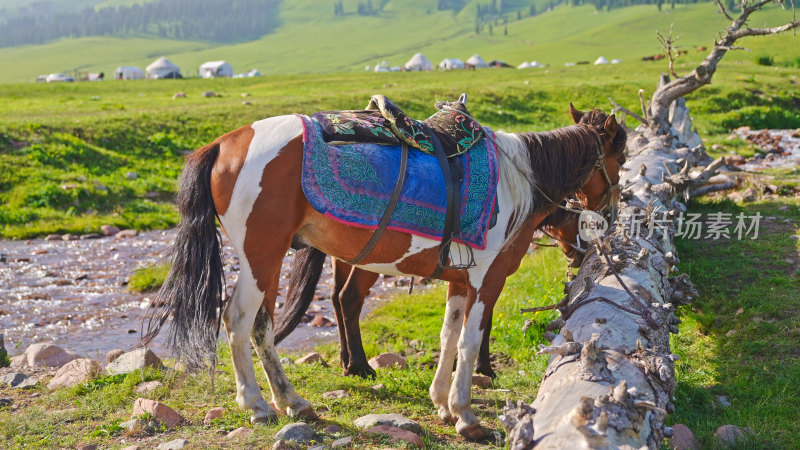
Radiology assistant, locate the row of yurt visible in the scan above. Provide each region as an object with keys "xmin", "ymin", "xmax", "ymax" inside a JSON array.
[{"xmin": 112, "ymin": 58, "xmax": 238, "ymax": 80}]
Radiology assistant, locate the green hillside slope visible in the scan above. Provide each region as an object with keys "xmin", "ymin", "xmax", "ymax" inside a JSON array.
[{"xmin": 0, "ymin": 2, "xmax": 797, "ymax": 84}]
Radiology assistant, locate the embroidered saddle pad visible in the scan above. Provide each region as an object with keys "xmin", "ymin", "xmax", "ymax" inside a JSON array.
[
  {"xmin": 310, "ymin": 95, "xmax": 485, "ymax": 158},
  {"xmin": 299, "ymin": 115, "xmax": 498, "ymax": 250}
]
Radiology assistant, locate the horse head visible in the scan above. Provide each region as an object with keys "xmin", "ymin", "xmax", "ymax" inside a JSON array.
[{"xmin": 569, "ymin": 103, "xmax": 627, "ymax": 220}]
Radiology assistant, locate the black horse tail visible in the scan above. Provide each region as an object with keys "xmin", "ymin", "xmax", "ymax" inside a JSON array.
[
  {"xmin": 143, "ymin": 142, "xmax": 224, "ymax": 369},
  {"xmin": 273, "ymin": 246, "xmax": 327, "ymax": 344}
]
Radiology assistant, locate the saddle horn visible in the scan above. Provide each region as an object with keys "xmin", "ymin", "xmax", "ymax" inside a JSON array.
[{"xmin": 458, "ymin": 93, "xmax": 467, "ymax": 105}]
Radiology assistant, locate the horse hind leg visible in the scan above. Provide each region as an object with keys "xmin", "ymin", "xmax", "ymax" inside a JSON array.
[
  {"xmin": 222, "ymin": 273, "xmax": 276, "ymax": 424},
  {"xmin": 252, "ymin": 304, "xmax": 316, "ymax": 419}
]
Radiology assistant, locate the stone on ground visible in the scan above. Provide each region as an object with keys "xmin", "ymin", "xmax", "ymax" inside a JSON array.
[
  {"xmin": 279, "ymin": 356, "xmax": 294, "ymax": 366},
  {"xmin": 324, "ymin": 424, "xmax": 343, "ymax": 433},
  {"xmin": 120, "ymin": 418, "xmax": 150, "ymax": 433},
  {"xmin": 310, "ymin": 315, "xmax": 335, "ymax": 327},
  {"xmin": 365, "ymin": 425, "xmax": 423, "ymax": 448},
  {"xmin": 715, "ymin": 425, "xmax": 747, "ymax": 446},
  {"xmin": 132, "ymin": 398, "xmax": 183, "ymax": 428},
  {"xmin": 0, "ymin": 372, "xmax": 39, "ymax": 389},
  {"xmin": 47, "ymin": 358, "xmax": 101, "ymax": 389},
  {"xmin": 472, "ymin": 374, "xmax": 492, "ymax": 388},
  {"xmin": 107, "ymin": 348, "xmax": 163, "ymax": 375},
  {"xmin": 323, "ymin": 389, "xmax": 349, "ymax": 399},
  {"xmin": 115, "ymin": 229, "xmax": 139, "ymax": 238},
  {"xmin": 0, "ymin": 397, "xmax": 12, "ymax": 407},
  {"xmin": 21, "ymin": 343, "xmax": 78, "ymax": 368},
  {"xmin": 331, "ymin": 436, "xmax": 353, "ymax": 448},
  {"xmin": 136, "ymin": 380, "xmax": 164, "ymax": 394},
  {"xmin": 274, "ymin": 422, "xmax": 315, "ymax": 443},
  {"xmin": 156, "ymin": 438, "xmax": 188, "ymax": 450},
  {"xmin": 106, "ymin": 349, "xmax": 125, "ymax": 363},
  {"xmin": 669, "ymin": 424, "xmax": 699, "ymax": 450},
  {"xmin": 295, "ymin": 352, "xmax": 326, "ymax": 365},
  {"xmin": 368, "ymin": 353, "xmax": 407, "ymax": 370},
  {"xmin": 354, "ymin": 413, "xmax": 422, "ymax": 434},
  {"xmin": 101, "ymin": 225, "xmax": 121, "ymax": 236},
  {"xmin": 204, "ymin": 407, "xmax": 225, "ymax": 425},
  {"xmin": 226, "ymin": 427, "xmax": 253, "ymax": 438},
  {"xmin": 270, "ymin": 440, "xmax": 300, "ymax": 450}
]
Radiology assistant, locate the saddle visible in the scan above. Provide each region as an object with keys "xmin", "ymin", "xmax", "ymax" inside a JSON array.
[{"xmin": 310, "ymin": 94, "xmax": 485, "ymax": 277}]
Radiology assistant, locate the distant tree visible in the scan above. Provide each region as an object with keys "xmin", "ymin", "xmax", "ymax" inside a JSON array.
[
  {"xmin": 517, "ymin": 10, "xmax": 522, "ymax": 19},
  {"xmin": 530, "ymin": 4, "xmax": 536, "ymax": 15},
  {"xmin": 489, "ymin": 23, "xmax": 494, "ymax": 35},
  {"xmin": 504, "ymin": 25, "xmax": 508, "ymax": 35}
]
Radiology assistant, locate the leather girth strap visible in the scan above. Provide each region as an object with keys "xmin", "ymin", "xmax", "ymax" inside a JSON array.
[
  {"xmin": 347, "ymin": 143, "xmax": 410, "ymax": 265},
  {"xmin": 425, "ymin": 124, "xmax": 463, "ymax": 279}
]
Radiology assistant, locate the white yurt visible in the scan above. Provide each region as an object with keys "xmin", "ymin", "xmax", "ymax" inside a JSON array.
[
  {"xmin": 594, "ymin": 56, "xmax": 610, "ymax": 65},
  {"xmin": 146, "ymin": 57, "xmax": 182, "ymax": 79},
  {"xmin": 611, "ymin": 59, "xmax": 622, "ymax": 64},
  {"xmin": 114, "ymin": 66, "xmax": 144, "ymax": 80},
  {"xmin": 374, "ymin": 61, "xmax": 391, "ymax": 73},
  {"xmin": 199, "ymin": 61, "xmax": 233, "ymax": 78},
  {"xmin": 404, "ymin": 53, "xmax": 433, "ymax": 72},
  {"xmin": 530, "ymin": 61, "xmax": 544, "ymax": 68},
  {"xmin": 517, "ymin": 61, "xmax": 532, "ymax": 69},
  {"xmin": 438, "ymin": 58, "xmax": 465, "ymax": 70},
  {"xmin": 466, "ymin": 54, "xmax": 488, "ymax": 68}
]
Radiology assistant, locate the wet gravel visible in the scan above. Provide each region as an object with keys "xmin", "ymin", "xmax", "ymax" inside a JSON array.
[
  {"xmin": 735, "ymin": 128, "xmax": 800, "ymax": 171},
  {"xmin": 0, "ymin": 230, "xmax": 404, "ymax": 359}
]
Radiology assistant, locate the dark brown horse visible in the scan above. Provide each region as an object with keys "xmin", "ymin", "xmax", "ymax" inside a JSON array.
[
  {"xmin": 273, "ymin": 204, "xmax": 590, "ymax": 380},
  {"xmin": 145, "ymin": 103, "xmax": 626, "ymax": 440}
]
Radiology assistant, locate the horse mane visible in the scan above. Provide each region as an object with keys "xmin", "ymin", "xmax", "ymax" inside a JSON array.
[{"xmin": 493, "ymin": 108, "xmax": 626, "ymax": 243}]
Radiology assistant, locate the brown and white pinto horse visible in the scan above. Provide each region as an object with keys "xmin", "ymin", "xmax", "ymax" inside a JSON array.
[{"xmin": 145, "ymin": 104, "xmax": 626, "ymax": 440}]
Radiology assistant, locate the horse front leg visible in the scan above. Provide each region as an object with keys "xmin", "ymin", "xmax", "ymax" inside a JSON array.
[
  {"xmin": 430, "ymin": 282, "xmax": 467, "ymax": 425},
  {"xmin": 450, "ymin": 282, "xmax": 503, "ymax": 441}
]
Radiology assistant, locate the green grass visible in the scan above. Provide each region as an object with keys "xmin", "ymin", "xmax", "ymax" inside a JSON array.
[
  {"xmin": 2, "ymin": 57, "xmax": 798, "ymax": 238},
  {"xmin": 1, "ymin": 2, "xmax": 798, "ymax": 84},
  {"xmin": 128, "ymin": 263, "xmax": 171, "ymax": 293},
  {"xmin": 669, "ymin": 196, "xmax": 800, "ymax": 448}
]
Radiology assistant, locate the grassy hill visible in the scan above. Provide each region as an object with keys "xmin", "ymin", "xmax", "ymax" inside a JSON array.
[{"xmin": 0, "ymin": 2, "xmax": 797, "ymax": 84}]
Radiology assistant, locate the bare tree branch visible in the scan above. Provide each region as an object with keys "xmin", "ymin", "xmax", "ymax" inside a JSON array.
[
  {"xmin": 714, "ymin": 0, "xmax": 736, "ymax": 21},
  {"xmin": 609, "ymin": 97, "xmax": 647, "ymax": 124}
]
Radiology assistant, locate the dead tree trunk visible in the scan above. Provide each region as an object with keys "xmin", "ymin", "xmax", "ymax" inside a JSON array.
[{"xmin": 502, "ymin": 3, "xmax": 798, "ymax": 448}]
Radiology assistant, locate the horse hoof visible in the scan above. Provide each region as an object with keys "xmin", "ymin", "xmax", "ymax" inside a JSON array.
[
  {"xmin": 293, "ymin": 406, "xmax": 320, "ymax": 422},
  {"xmin": 344, "ymin": 365, "xmax": 377, "ymax": 379},
  {"xmin": 475, "ymin": 365, "xmax": 497, "ymax": 379},
  {"xmin": 438, "ymin": 408, "xmax": 457, "ymax": 425},
  {"xmin": 457, "ymin": 423, "xmax": 490, "ymax": 441}
]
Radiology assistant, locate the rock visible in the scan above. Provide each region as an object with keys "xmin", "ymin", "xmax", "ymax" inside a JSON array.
[
  {"xmin": 136, "ymin": 380, "xmax": 164, "ymax": 394},
  {"xmin": 310, "ymin": 315, "xmax": 335, "ymax": 327},
  {"xmin": 204, "ymin": 407, "xmax": 225, "ymax": 425},
  {"xmin": 271, "ymin": 440, "xmax": 297, "ymax": 450},
  {"xmin": 715, "ymin": 395, "xmax": 732, "ymax": 408},
  {"xmin": 47, "ymin": 358, "xmax": 101, "ymax": 389},
  {"xmin": 101, "ymin": 225, "xmax": 120, "ymax": 236},
  {"xmin": 0, "ymin": 397, "xmax": 12, "ymax": 407},
  {"xmin": 669, "ymin": 424, "xmax": 699, "ymax": 450},
  {"xmin": 78, "ymin": 445, "xmax": 97, "ymax": 450},
  {"xmin": 80, "ymin": 233, "xmax": 102, "ymax": 240},
  {"xmin": 368, "ymin": 353, "xmax": 407, "ymax": 370},
  {"xmin": 323, "ymin": 389, "xmax": 349, "ymax": 399},
  {"xmin": 354, "ymin": 413, "xmax": 422, "ymax": 434},
  {"xmin": 715, "ymin": 424, "xmax": 747, "ymax": 446},
  {"xmin": 23, "ymin": 343, "xmax": 77, "ymax": 368},
  {"xmin": 61, "ymin": 234, "xmax": 79, "ymax": 241},
  {"xmin": 365, "ymin": 425, "xmax": 423, "ymax": 448},
  {"xmin": 226, "ymin": 426, "xmax": 254, "ymax": 438},
  {"xmin": 742, "ymin": 187, "xmax": 758, "ymax": 202},
  {"xmin": 9, "ymin": 354, "xmax": 25, "ymax": 368},
  {"xmin": 156, "ymin": 438, "xmax": 188, "ymax": 450},
  {"xmin": 280, "ymin": 356, "xmax": 294, "ymax": 366},
  {"xmin": 371, "ymin": 383, "xmax": 384, "ymax": 390},
  {"xmin": 173, "ymin": 92, "xmax": 186, "ymax": 99},
  {"xmin": 242, "ymin": 101, "xmax": 252, "ymax": 106},
  {"xmin": 202, "ymin": 91, "xmax": 216, "ymax": 98},
  {"xmin": 45, "ymin": 234, "xmax": 62, "ymax": 241},
  {"xmin": 106, "ymin": 348, "xmax": 125, "ymax": 363},
  {"xmin": 725, "ymin": 154, "xmax": 746, "ymax": 166},
  {"xmin": 132, "ymin": 398, "xmax": 183, "ymax": 428},
  {"xmin": 107, "ymin": 348, "xmax": 163, "ymax": 375},
  {"xmin": 115, "ymin": 229, "xmax": 139, "ymax": 238},
  {"xmin": 472, "ymin": 374, "xmax": 492, "ymax": 388},
  {"xmin": 711, "ymin": 144, "xmax": 723, "ymax": 151},
  {"xmin": 121, "ymin": 446, "xmax": 141, "ymax": 450},
  {"xmin": 125, "ymin": 171, "xmax": 138, "ymax": 180},
  {"xmin": 324, "ymin": 424, "xmax": 343, "ymax": 433},
  {"xmin": 274, "ymin": 422, "xmax": 315, "ymax": 443},
  {"xmin": 725, "ymin": 329, "xmax": 738, "ymax": 337},
  {"xmin": 295, "ymin": 352, "xmax": 326, "ymax": 366},
  {"xmin": 0, "ymin": 372, "xmax": 38, "ymax": 389},
  {"xmin": 408, "ymin": 339, "xmax": 423, "ymax": 350},
  {"xmin": 331, "ymin": 436, "xmax": 352, "ymax": 448}
]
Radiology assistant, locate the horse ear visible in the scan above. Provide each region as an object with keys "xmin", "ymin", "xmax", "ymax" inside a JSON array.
[
  {"xmin": 569, "ymin": 102, "xmax": 584, "ymax": 124},
  {"xmin": 604, "ymin": 114, "xmax": 618, "ymax": 138}
]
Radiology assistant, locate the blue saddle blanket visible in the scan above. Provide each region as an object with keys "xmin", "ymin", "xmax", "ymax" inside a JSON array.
[{"xmin": 299, "ymin": 115, "xmax": 499, "ymax": 250}]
